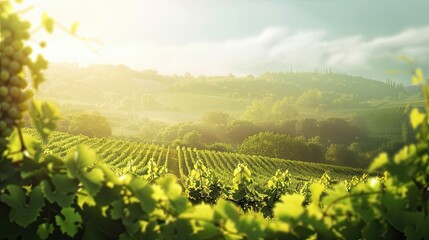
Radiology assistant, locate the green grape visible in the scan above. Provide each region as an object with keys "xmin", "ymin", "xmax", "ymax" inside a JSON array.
[
  {"xmin": 0, "ymin": 86, "xmax": 8, "ymax": 97},
  {"xmin": 4, "ymin": 46, "xmax": 14, "ymax": 56},
  {"xmin": 11, "ymin": 40, "xmax": 23, "ymax": 50},
  {"xmin": 9, "ymin": 61, "xmax": 21, "ymax": 72},
  {"xmin": 39, "ymin": 41, "xmax": 47, "ymax": 48},
  {"xmin": 23, "ymin": 46, "xmax": 32, "ymax": 55},
  {"xmin": 24, "ymin": 89, "xmax": 34, "ymax": 98},
  {"xmin": 1, "ymin": 127, "xmax": 13, "ymax": 137},
  {"xmin": 8, "ymin": 106, "xmax": 20, "ymax": 119},
  {"xmin": 0, "ymin": 120, "xmax": 6, "ymax": 131},
  {"xmin": 12, "ymin": 51, "xmax": 24, "ymax": 61},
  {"xmin": 9, "ymin": 76, "xmax": 20, "ymax": 86},
  {"xmin": 9, "ymin": 86, "xmax": 20, "ymax": 98},
  {"xmin": 0, "ymin": 0, "xmax": 49, "ymax": 145},
  {"xmin": 21, "ymin": 31, "xmax": 30, "ymax": 40},
  {"xmin": 0, "ymin": 70, "xmax": 10, "ymax": 81},
  {"xmin": 18, "ymin": 102, "xmax": 28, "ymax": 111},
  {"xmin": 1, "ymin": 30, "xmax": 12, "ymax": 39},
  {"xmin": 21, "ymin": 21, "xmax": 31, "ymax": 29},
  {"xmin": 17, "ymin": 77, "xmax": 28, "ymax": 88},
  {"xmin": 1, "ymin": 101, "xmax": 11, "ymax": 111},
  {"xmin": 1, "ymin": 58, "xmax": 11, "ymax": 67}
]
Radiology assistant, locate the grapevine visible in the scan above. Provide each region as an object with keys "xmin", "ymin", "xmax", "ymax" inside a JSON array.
[{"xmin": 0, "ymin": 0, "xmax": 47, "ymax": 152}]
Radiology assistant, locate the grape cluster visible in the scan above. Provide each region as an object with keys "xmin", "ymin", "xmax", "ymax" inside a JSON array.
[{"xmin": 0, "ymin": 1, "xmax": 39, "ymax": 150}]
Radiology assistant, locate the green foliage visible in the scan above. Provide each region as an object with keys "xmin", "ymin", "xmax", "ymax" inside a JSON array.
[
  {"xmin": 29, "ymin": 100, "xmax": 61, "ymax": 144},
  {"xmin": 66, "ymin": 112, "xmax": 112, "ymax": 137},
  {"xmin": 2, "ymin": 1, "xmax": 429, "ymax": 239},
  {"xmin": 142, "ymin": 157, "xmax": 168, "ymax": 182},
  {"xmin": 325, "ymin": 143, "xmax": 359, "ymax": 165},
  {"xmin": 225, "ymin": 119, "xmax": 258, "ymax": 143},
  {"xmin": 208, "ymin": 142, "xmax": 233, "ymax": 152},
  {"xmin": 55, "ymin": 207, "xmax": 82, "ymax": 237},
  {"xmin": 318, "ymin": 117, "xmax": 364, "ymax": 144},
  {"xmin": 24, "ymin": 127, "xmax": 366, "ymax": 185},
  {"xmin": 262, "ymin": 169, "xmax": 293, "ymax": 216},
  {"xmin": 185, "ymin": 160, "xmax": 222, "ymax": 204},
  {"xmin": 201, "ymin": 111, "xmax": 230, "ymax": 126},
  {"xmin": 182, "ymin": 130, "xmax": 204, "ymax": 148},
  {"xmin": 296, "ymin": 88, "xmax": 357, "ymax": 108},
  {"xmin": 228, "ymin": 163, "xmax": 263, "ymax": 212},
  {"xmin": 1, "ymin": 185, "xmax": 45, "ymax": 227},
  {"xmin": 238, "ymin": 132, "xmax": 325, "ymax": 163}
]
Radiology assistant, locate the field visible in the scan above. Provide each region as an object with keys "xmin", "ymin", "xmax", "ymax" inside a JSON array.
[{"xmin": 24, "ymin": 128, "xmax": 366, "ymax": 185}]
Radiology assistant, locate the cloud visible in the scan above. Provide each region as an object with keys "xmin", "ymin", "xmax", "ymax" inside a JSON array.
[{"xmin": 44, "ymin": 25, "xmax": 429, "ymax": 81}]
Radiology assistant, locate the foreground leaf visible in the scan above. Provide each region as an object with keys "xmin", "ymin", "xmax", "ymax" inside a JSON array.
[{"xmin": 1, "ymin": 185, "xmax": 45, "ymax": 227}]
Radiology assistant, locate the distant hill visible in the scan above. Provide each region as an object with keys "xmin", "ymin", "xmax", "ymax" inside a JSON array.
[
  {"xmin": 37, "ymin": 63, "xmax": 411, "ymax": 124},
  {"xmin": 173, "ymin": 71, "xmax": 405, "ymax": 101}
]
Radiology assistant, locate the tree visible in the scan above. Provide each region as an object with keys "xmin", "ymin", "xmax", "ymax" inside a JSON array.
[
  {"xmin": 67, "ymin": 112, "xmax": 112, "ymax": 137},
  {"xmin": 201, "ymin": 111, "xmax": 230, "ymax": 127},
  {"xmin": 296, "ymin": 88, "xmax": 324, "ymax": 107},
  {"xmin": 241, "ymin": 97, "xmax": 273, "ymax": 122},
  {"xmin": 275, "ymin": 119, "xmax": 298, "ymax": 136},
  {"xmin": 305, "ymin": 136, "xmax": 325, "ymax": 163},
  {"xmin": 296, "ymin": 118, "xmax": 318, "ymax": 139},
  {"xmin": 226, "ymin": 120, "xmax": 259, "ymax": 144},
  {"xmin": 325, "ymin": 144, "xmax": 358, "ymax": 166},
  {"xmin": 318, "ymin": 118, "xmax": 364, "ymax": 145},
  {"xmin": 238, "ymin": 132, "xmax": 315, "ymax": 162},
  {"xmin": 182, "ymin": 130, "xmax": 204, "ymax": 148},
  {"xmin": 209, "ymin": 142, "xmax": 233, "ymax": 152},
  {"xmin": 272, "ymin": 97, "xmax": 299, "ymax": 119}
]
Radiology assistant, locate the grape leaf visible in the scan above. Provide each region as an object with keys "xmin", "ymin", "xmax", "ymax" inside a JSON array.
[
  {"xmin": 181, "ymin": 204, "xmax": 214, "ymax": 221},
  {"xmin": 7, "ymin": 129, "xmax": 42, "ymax": 161},
  {"xmin": 309, "ymin": 182, "xmax": 325, "ymax": 204},
  {"xmin": 0, "ymin": 185, "xmax": 45, "ymax": 227},
  {"xmin": 37, "ymin": 223, "xmax": 54, "ymax": 240},
  {"xmin": 55, "ymin": 207, "xmax": 82, "ymax": 237},
  {"xmin": 66, "ymin": 145, "xmax": 104, "ymax": 196},
  {"xmin": 76, "ymin": 190, "xmax": 96, "ymax": 209},
  {"xmin": 66, "ymin": 145, "xmax": 97, "ymax": 172},
  {"xmin": 368, "ymin": 152, "xmax": 388, "ymax": 172},
  {"xmin": 189, "ymin": 221, "xmax": 222, "ymax": 240},
  {"xmin": 29, "ymin": 100, "xmax": 60, "ymax": 143},
  {"xmin": 41, "ymin": 174, "xmax": 77, "ymax": 208},
  {"xmin": 237, "ymin": 214, "xmax": 266, "ymax": 240},
  {"xmin": 274, "ymin": 194, "xmax": 305, "ymax": 220},
  {"xmin": 214, "ymin": 199, "xmax": 240, "ymax": 223},
  {"xmin": 110, "ymin": 200, "xmax": 143, "ymax": 235},
  {"xmin": 79, "ymin": 168, "xmax": 105, "ymax": 196},
  {"xmin": 157, "ymin": 175, "xmax": 182, "ymax": 199},
  {"xmin": 129, "ymin": 178, "xmax": 157, "ymax": 213},
  {"xmin": 410, "ymin": 108, "xmax": 425, "ymax": 129}
]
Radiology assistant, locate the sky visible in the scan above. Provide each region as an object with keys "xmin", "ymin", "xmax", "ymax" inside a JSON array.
[{"xmin": 21, "ymin": 0, "xmax": 429, "ymax": 82}]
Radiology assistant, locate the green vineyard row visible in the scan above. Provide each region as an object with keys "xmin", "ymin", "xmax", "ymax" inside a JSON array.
[{"xmin": 24, "ymin": 128, "xmax": 365, "ymax": 184}]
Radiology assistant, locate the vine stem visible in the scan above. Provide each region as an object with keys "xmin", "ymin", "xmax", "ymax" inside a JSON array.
[
  {"xmin": 322, "ymin": 191, "xmax": 382, "ymax": 218},
  {"xmin": 16, "ymin": 125, "xmax": 27, "ymax": 152}
]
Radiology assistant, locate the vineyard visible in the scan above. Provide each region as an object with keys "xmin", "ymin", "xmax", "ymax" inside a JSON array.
[
  {"xmin": 2, "ymin": 1, "xmax": 429, "ymax": 239},
  {"xmin": 362, "ymin": 106, "xmax": 411, "ymax": 142},
  {"xmin": 23, "ymin": 128, "xmax": 365, "ymax": 185}
]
